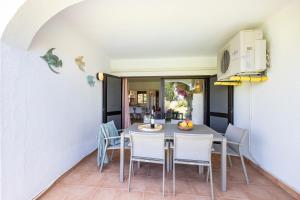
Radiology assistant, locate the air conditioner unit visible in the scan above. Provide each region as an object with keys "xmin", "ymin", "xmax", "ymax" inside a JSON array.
[{"xmin": 217, "ymin": 30, "xmax": 267, "ymax": 81}]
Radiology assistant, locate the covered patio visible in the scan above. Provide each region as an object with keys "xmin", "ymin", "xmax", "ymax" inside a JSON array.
[{"xmin": 1, "ymin": 0, "xmax": 300, "ymax": 200}]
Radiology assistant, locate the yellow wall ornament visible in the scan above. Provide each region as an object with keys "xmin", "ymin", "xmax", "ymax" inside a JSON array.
[{"xmin": 75, "ymin": 56, "xmax": 86, "ymax": 72}]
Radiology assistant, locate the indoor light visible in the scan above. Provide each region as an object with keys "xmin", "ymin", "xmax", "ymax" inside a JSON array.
[
  {"xmin": 96, "ymin": 72, "xmax": 104, "ymax": 81},
  {"xmin": 194, "ymin": 80, "xmax": 202, "ymax": 93}
]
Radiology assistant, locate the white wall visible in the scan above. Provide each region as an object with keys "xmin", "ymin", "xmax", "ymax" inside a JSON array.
[
  {"xmin": 192, "ymin": 93, "xmax": 204, "ymax": 125},
  {"xmin": 1, "ymin": 13, "xmax": 109, "ymax": 200},
  {"xmin": 234, "ymin": 0, "xmax": 300, "ymax": 192},
  {"xmin": 0, "ymin": 0, "xmax": 26, "ymax": 36}
]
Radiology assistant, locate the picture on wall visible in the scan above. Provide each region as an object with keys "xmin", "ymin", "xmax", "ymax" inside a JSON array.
[
  {"xmin": 40, "ymin": 48, "xmax": 63, "ymax": 74},
  {"xmin": 75, "ymin": 56, "xmax": 86, "ymax": 72},
  {"xmin": 86, "ymin": 75, "xmax": 96, "ymax": 87}
]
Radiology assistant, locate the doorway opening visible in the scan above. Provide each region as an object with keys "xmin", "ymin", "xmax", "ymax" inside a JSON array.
[
  {"xmin": 163, "ymin": 78, "xmax": 204, "ymax": 124},
  {"xmin": 127, "ymin": 77, "xmax": 161, "ymax": 123},
  {"xmin": 126, "ymin": 77, "xmax": 206, "ymax": 125},
  {"xmin": 102, "ymin": 74, "xmax": 234, "ymax": 133}
]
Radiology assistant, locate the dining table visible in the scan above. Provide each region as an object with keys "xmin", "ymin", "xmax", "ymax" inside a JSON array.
[{"xmin": 119, "ymin": 123, "xmax": 228, "ymax": 192}]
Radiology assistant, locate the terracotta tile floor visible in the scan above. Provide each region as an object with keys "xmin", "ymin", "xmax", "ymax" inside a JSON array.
[{"xmin": 39, "ymin": 150, "xmax": 295, "ymax": 200}]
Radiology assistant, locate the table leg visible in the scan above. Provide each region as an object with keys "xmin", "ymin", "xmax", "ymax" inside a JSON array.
[
  {"xmin": 137, "ymin": 162, "xmax": 141, "ymax": 168},
  {"xmin": 221, "ymin": 137, "xmax": 227, "ymax": 192},
  {"xmin": 166, "ymin": 148, "xmax": 169, "ymax": 172},
  {"xmin": 198, "ymin": 166, "xmax": 204, "ymax": 174},
  {"xmin": 120, "ymin": 132, "xmax": 125, "ymax": 183}
]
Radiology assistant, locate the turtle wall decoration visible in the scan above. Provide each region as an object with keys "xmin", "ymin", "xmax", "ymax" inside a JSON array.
[
  {"xmin": 75, "ymin": 56, "xmax": 86, "ymax": 72},
  {"xmin": 41, "ymin": 48, "xmax": 63, "ymax": 74}
]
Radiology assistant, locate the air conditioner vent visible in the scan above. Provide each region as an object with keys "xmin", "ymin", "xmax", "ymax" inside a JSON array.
[{"xmin": 221, "ymin": 50, "xmax": 230, "ymax": 73}]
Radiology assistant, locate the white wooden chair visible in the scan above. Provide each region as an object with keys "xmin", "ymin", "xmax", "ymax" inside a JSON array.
[
  {"xmin": 128, "ymin": 131, "xmax": 166, "ymax": 196},
  {"xmin": 173, "ymin": 133, "xmax": 214, "ymax": 200},
  {"xmin": 135, "ymin": 107, "xmax": 143, "ymax": 120},
  {"xmin": 212, "ymin": 123, "xmax": 250, "ymax": 184},
  {"xmin": 143, "ymin": 114, "xmax": 150, "ymax": 123},
  {"xmin": 153, "ymin": 118, "xmax": 171, "ymax": 171}
]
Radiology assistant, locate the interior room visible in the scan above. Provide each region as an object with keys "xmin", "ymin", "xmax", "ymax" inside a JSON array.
[
  {"xmin": 128, "ymin": 77, "xmax": 161, "ymax": 123},
  {"xmin": 1, "ymin": 0, "xmax": 300, "ymax": 200},
  {"xmin": 127, "ymin": 77, "xmax": 205, "ymax": 125}
]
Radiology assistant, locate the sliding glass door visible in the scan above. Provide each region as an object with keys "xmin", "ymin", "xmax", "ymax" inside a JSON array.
[
  {"xmin": 103, "ymin": 74, "xmax": 122, "ymax": 129},
  {"xmin": 163, "ymin": 78, "xmax": 205, "ymax": 124},
  {"xmin": 206, "ymin": 76, "xmax": 233, "ymax": 133}
]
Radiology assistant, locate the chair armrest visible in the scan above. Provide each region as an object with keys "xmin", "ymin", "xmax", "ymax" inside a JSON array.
[
  {"xmin": 104, "ymin": 136, "xmax": 121, "ymax": 140},
  {"xmin": 227, "ymin": 140, "xmax": 243, "ymax": 146},
  {"xmin": 216, "ymin": 132, "xmax": 225, "ymax": 136}
]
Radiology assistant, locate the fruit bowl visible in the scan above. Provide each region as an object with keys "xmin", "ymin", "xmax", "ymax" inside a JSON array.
[
  {"xmin": 177, "ymin": 120, "xmax": 193, "ymax": 131},
  {"xmin": 177, "ymin": 125, "xmax": 193, "ymax": 131}
]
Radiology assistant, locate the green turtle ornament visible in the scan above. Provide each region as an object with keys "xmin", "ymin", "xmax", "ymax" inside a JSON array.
[{"xmin": 41, "ymin": 48, "xmax": 63, "ymax": 74}]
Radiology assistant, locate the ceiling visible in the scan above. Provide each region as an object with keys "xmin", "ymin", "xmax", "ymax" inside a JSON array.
[{"xmin": 60, "ymin": 0, "xmax": 290, "ymax": 59}]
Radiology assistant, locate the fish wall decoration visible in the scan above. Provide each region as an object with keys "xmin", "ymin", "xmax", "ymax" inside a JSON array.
[
  {"xmin": 75, "ymin": 56, "xmax": 86, "ymax": 72},
  {"xmin": 86, "ymin": 75, "xmax": 96, "ymax": 87},
  {"xmin": 41, "ymin": 48, "xmax": 63, "ymax": 74}
]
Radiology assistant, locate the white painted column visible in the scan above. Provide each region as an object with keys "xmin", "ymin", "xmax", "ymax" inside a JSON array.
[{"xmin": 192, "ymin": 93, "xmax": 204, "ymax": 125}]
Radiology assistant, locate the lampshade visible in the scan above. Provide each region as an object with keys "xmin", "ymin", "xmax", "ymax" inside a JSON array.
[{"xmin": 194, "ymin": 80, "xmax": 202, "ymax": 93}]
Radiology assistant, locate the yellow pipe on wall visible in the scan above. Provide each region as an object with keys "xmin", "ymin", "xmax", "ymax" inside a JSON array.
[
  {"xmin": 214, "ymin": 81, "xmax": 242, "ymax": 86},
  {"xmin": 214, "ymin": 75, "xmax": 268, "ymax": 86},
  {"xmin": 229, "ymin": 76, "xmax": 268, "ymax": 82}
]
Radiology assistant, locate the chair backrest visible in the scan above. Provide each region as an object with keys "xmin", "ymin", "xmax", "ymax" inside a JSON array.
[
  {"xmin": 102, "ymin": 121, "xmax": 119, "ymax": 146},
  {"xmin": 154, "ymin": 119, "xmax": 166, "ymax": 124},
  {"xmin": 170, "ymin": 119, "xmax": 181, "ymax": 125},
  {"xmin": 172, "ymin": 112, "xmax": 183, "ymax": 120},
  {"xmin": 130, "ymin": 131, "xmax": 165, "ymax": 160},
  {"xmin": 99, "ymin": 123, "xmax": 109, "ymax": 138},
  {"xmin": 135, "ymin": 107, "xmax": 142, "ymax": 113},
  {"xmin": 97, "ymin": 124, "xmax": 107, "ymax": 166},
  {"xmin": 129, "ymin": 106, "xmax": 134, "ymax": 113},
  {"xmin": 174, "ymin": 133, "xmax": 213, "ymax": 162},
  {"xmin": 225, "ymin": 124, "xmax": 247, "ymax": 152},
  {"xmin": 106, "ymin": 121, "xmax": 119, "ymax": 137},
  {"xmin": 143, "ymin": 114, "xmax": 150, "ymax": 123}
]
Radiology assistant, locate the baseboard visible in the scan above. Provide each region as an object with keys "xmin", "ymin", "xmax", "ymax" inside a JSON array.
[
  {"xmin": 33, "ymin": 149, "xmax": 97, "ymax": 200},
  {"xmin": 245, "ymin": 158, "xmax": 300, "ymax": 200}
]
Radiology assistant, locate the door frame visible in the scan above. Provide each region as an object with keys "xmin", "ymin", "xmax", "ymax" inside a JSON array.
[
  {"xmin": 102, "ymin": 73, "xmax": 123, "ymax": 128},
  {"xmin": 121, "ymin": 75, "xmax": 234, "ymax": 127},
  {"xmin": 205, "ymin": 75, "xmax": 234, "ymax": 127}
]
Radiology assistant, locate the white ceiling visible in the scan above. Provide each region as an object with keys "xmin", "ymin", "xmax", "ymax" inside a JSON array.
[{"xmin": 60, "ymin": 0, "xmax": 290, "ymax": 59}]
